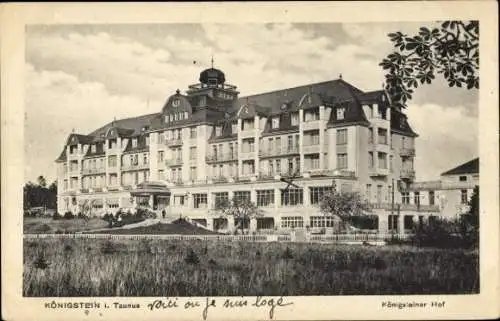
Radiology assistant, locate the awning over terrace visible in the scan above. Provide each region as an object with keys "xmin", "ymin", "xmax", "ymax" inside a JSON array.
[{"xmin": 130, "ymin": 181, "xmax": 171, "ymax": 196}]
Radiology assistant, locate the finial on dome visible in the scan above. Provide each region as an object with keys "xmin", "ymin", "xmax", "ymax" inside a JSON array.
[
  {"xmin": 176, "ymin": 89, "xmax": 180, "ymax": 95},
  {"xmin": 339, "ymin": 73, "xmax": 343, "ymax": 79},
  {"xmin": 211, "ymin": 55, "xmax": 214, "ymax": 69}
]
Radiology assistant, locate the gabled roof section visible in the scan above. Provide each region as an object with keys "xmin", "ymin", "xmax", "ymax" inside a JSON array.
[
  {"xmin": 391, "ymin": 109, "xmax": 418, "ymax": 137},
  {"xmin": 237, "ymin": 100, "xmax": 270, "ymax": 119},
  {"xmin": 238, "ymin": 78, "xmax": 363, "ymax": 115},
  {"xmin": 55, "ymin": 148, "xmax": 67, "ymax": 163},
  {"xmin": 298, "ymin": 91, "xmax": 324, "ymax": 110},
  {"xmin": 85, "ymin": 141, "xmax": 105, "ymax": 157},
  {"xmin": 441, "ymin": 158, "xmax": 479, "ymax": 176},
  {"xmin": 89, "ymin": 113, "xmax": 160, "ymax": 138},
  {"xmin": 327, "ymin": 80, "xmax": 370, "ymax": 128},
  {"xmin": 66, "ymin": 133, "xmax": 94, "ymax": 145}
]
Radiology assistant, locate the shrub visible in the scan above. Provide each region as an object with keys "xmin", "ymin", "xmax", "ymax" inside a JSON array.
[
  {"xmin": 33, "ymin": 252, "xmax": 49, "ymax": 270},
  {"xmin": 184, "ymin": 248, "xmax": 200, "ymax": 265},
  {"xmin": 101, "ymin": 241, "xmax": 116, "ymax": 254},
  {"xmin": 410, "ymin": 217, "xmax": 464, "ymax": 248},
  {"xmin": 52, "ymin": 212, "xmax": 62, "ymax": 220},
  {"xmin": 63, "ymin": 211, "xmax": 74, "ymax": 220},
  {"xmin": 282, "ymin": 246, "xmax": 294, "ymax": 260}
]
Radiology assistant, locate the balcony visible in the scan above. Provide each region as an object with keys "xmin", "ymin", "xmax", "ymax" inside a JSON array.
[
  {"xmin": 239, "ymin": 129, "xmax": 255, "ymax": 139},
  {"xmin": 212, "ymin": 176, "xmax": 229, "ymax": 183},
  {"xmin": 302, "ymin": 144, "xmax": 320, "ymax": 154},
  {"xmin": 302, "ymin": 119, "xmax": 321, "ymax": 131},
  {"xmin": 239, "ymin": 151, "xmax": 256, "ymax": 160},
  {"xmin": 205, "ymin": 153, "xmax": 238, "ymax": 163},
  {"xmin": 68, "ymin": 168, "xmax": 80, "ymax": 176},
  {"xmin": 369, "ymin": 167, "xmax": 390, "ymax": 177},
  {"xmin": 370, "ymin": 203, "xmax": 440, "ymax": 212},
  {"xmin": 165, "ymin": 158, "xmax": 183, "ymax": 166},
  {"xmin": 121, "ymin": 163, "xmax": 150, "ymax": 171},
  {"xmin": 400, "ymin": 169, "xmax": 416, "ymax": 179},
  {"xmin": 259, "ymin": 146, "xmax": 299, "ymax": 158},
  {"xmin": 79, "ymin": 188, "xmax": 90, "ymax": 194},
  {"xmin": 400, "ymin": 147, "xmax": 415, "ymax": 157},
  {"xmin": 166, "ymin": 139, "xmax": 183, "ymax": 147},
  {"xmin": 258, "ymin": 173, "xmax": 275, "ymax": 181},
  {"xmin": 82, "ymin": 167, "xmax": 106, "ymax": 175}
]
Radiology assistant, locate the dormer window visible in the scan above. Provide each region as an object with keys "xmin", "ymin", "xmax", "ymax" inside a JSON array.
[
  {"xmin": 174, "ymin": 113, "xmax": 179, "ymax": 121},
  {"xmin": 337, "ymin": 107, "xmax": 345, "ymax": 120},
  {"xmin": 179, "ymin": 112, "xmax": 184, "ymax": 120},
  {"xmin": 145, "ymin": 136, "xmax": 150, "ymax": 146},
  {"xmin": 232, "ymin": 123, "xmax": 237, "ymax": 133},
  {"xmin": 215, "ymin": 126, "xmax": 222, "ymax": 136},
  {"xmin": 291, "ymin": 113, "xmax": 299, "ymax": 126},
  {"xmin": 184, "ymin": 112, "xmax": 188, "ymax": 119},
  {"xmin": 208, "ymin": 78, "xmax": 218, "ymax": 86},
  {"xmin": 272, "ymin": 117, "xmax": 280, "ymax": 129},
  {"xmin": 165, "ymin": 115, "xmax": 169, "ymax": 123},
  {"xmin": 400, "ymin": 117, "xmax": 406, "ymax": 128},
  {"xmin": 132, "ymin": 138, "xmax": 138, "ymax": 148},
  {"xmin": 172, "ymin": 99, "xmax": 180, "ymax": 107},
  {"xmin": 91, "ymin": 145, "xmax": 96, "ymax": 153}
]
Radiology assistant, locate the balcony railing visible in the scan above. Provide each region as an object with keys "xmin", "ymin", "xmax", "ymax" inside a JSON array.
[
  {"xmin": 259, "ymin": 146, "xmax": 299, "ymax": 158},
  {"xmin": 166, "ymin": 139, "xmax": 183, "ymax": 147},
  {"xmin": 400, "ymin": 147, "xmax": 415, "ymax": 157},
  {"xmin": 370, "ymin": 203, "xmax": 440, "ymax": 212},
  {"xmin": 302, "ymin": 144, "xmax": 320, "ymax": 154},
  {"xmin": 400, "ymin": 169, "xmax": 416, "ymax": 179},
  {"xmin": 82, "ymin": 167, "xmax": 106, "ymax": 175},
  {"xmin": 302, "ymin": 119, "xmax": 321, "ymax": 130},
  {"xmin": 121, "ymin": 163, "xmax": 150, "ymax": 171},
  {"xmin": 239, "ymin": 151, "xmax": 256, "ymax": 159},
  {"xmin": 165, "ymin": 158, "xmax": 183, "ymax": 166},
  {"xmin": 369, "ymin": 167, "xmax": 390, "ymax": 177},
  {"xmin": 212, "ymin": 176, "xmax": 229, "ymax": 183},
  {"xmin": 205, "ymin": 153, "xmax": 238, "ymax": 163}
]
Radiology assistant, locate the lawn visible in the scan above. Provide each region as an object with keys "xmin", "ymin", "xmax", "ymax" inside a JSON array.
[
  {"xmin": 23, "ymin": 238, "xmax": 479, "ymax": 297},
  {"xmin": 89, "ymin": 220, "xmax": 223, "ymax": 235},
  {"xmin": 23, "ymin": 217, "xmax": 109, "ymax": 234}
]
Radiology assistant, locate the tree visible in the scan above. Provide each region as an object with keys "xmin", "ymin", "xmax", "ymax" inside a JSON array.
[
  {"xmin": 37, "ymin": 175, "xmax": 47, "ymax": 188},
  {"xmin": 458, "ymin": 185, "xmax": 479, "ymax": 247},
  {"xmin": 319, "ymin": 189, "xmax": 371, "ymax": 232},
  {"xmin": 216, "ymin": 196, "xmax": 263, "ymax": 234},
  {"xmin": 380, "ymin": 20, "xmax": 479, "ymax": 109}
]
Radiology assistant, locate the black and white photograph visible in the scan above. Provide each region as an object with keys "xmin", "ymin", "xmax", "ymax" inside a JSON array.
[{"xmin": 1, "ymin": 2, "xmax": 499, "ymax": 321}]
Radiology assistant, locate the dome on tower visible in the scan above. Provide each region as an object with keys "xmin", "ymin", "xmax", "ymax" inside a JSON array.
[{"xmin": 199, "ymin": 67, "xmax": 226, "ymax": 86}]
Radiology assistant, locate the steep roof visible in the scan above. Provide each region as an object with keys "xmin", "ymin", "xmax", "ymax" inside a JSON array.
[
  {"xmin": 237, "ymin": 79, "xmax": 363, "ymax": 114},
  {"xmin": 441, "ymin": 158, "xmax": 479, "ymax": 176},
  {"xmin": 89, "ymin": 113, "xmax": 160, "ymax": 138}
]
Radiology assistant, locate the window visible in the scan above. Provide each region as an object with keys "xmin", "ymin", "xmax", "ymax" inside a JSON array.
[
  {"xmin": 291, "ymin": 113, "xmax": 299, "ymax": 126},
  {"xmin": 288, "ymin": 158, "xmax": 294, "ymax": 175},
  {"xmin": 229, "ymin": 143, "xmax": 235, "ymax": 158},
  {"xmin": 108, "ymin": 155, "xmax": 117, "ymax": 167},
  {"xmin": 459, "ymin": 176, "xmax": 467, "ymax": 182},
  {"xmin": 376, "ymin": 185, "xmax": 382, "ymax": 203},
  {"xmin": 272, "ymin": 117, "xmax": 280, "ymax": 129},
  {"xmin": 190, "ymin": 147, "xmax": 197, "ymax": 160},
  {"xmin": 158, "ymin": 169, "xmax": 164, "ymax": 180},
  {"xmin": 337, "ymin": 153, "xmax": 348, "ymax": 169},
  {"xmin": 145, "ymin": 136, "xmax": 150, "ymax": 146},
  {"xmin": 267, "ymin": 138, "xmax": 274, "ymax": 153},
  {"xmin": 281, "ymin": 188, "xmax": 303, "ymax": 206},
  {"xmin": 378, "ymin": 128, "xmax": 388, "ymax": 145},
  {"xmin": 242, "ymin": 119, "xmax": 254, "ymax": 131},
  {"xmin": 132, "ymin": 139, "xmax": 138, "ymax": 148},
  {"xmin": 310, "ymin": 187, "xmax": 333, "ymax": 205},
  {"xmin": 306, "ymin": 130, "xmax": 319, "ymax": 145},
  {"xmin": 287, "ymin": 135, "xmax": 293, "ymax": 151},
  {"xmin": 184, "ymin": 112, "xmax": 188, "ymax": 119},
  {"xmin": 193, "ymin": 193, "xmax": 208, "ymax": 209},
  {"xmin": 174, "ymin": 113, "xmax": 179, "ymax": 121},
  {"xmin": 215, "ymin": 126, "xmax": 222, "ymax": 136},
  {"xmin": 366, "ymin": 184, "xmax": 372, "ymax": 201},
  {"xmin": 388, "ymin": 215, "xmax": 399, "ymax": 231},
  {"xmin": 390, "ymin": 155, "xmax": 393, "ymax": 172},
  {"xmin": 190, "ymin": 127, "xmax": 197, "ymax": 139},
  {"xmin": 275, "ymin": 137, "xmax": 281, "ymax": 153},
  {"xmin": 108, "ymin": 174, "xmax": 118, "ymax": 186},
  {"xmin": 231, "ymin": 123, "xmax": 237, "ymax": 133},
  {"xmin": 305, "ymin": 154, "xmax": 320, "ymax": 170},
  {"xmin": 336, "ymin": 129, "xmax": 347, "ymax": 145},
  {"xmin": 158, "ymin": 133, "xmax": 165, "ymax": 144},
  {"xmin": 158, "ymin": 151, "xmax": 164, "ymax": 163},
  {"xmin": 275, "ymin": 159, "xmax": 281, "ymax": 174},
  {"xmin": 310, "ymin": 216, "xmax": 336, "ymax": 228},
  {"xmin": 368, "ymin": 128, "xmax": 374, "ymax": 143},
  {"xmin": 213, "ymin": 192, "xmax": 229, "ymax": 209},
  {"xmin": 242, "ymin": 138, "xmax": 255, "ymax": 153},
  {"xmin": 336, "ymin": 107, "xmax": 345, "ymax": 120},
  {"xmin": 461, "ymin": 189, "xmax": 468, "ymax": 204},
  {"xmin": 91, "ymin": 145, "xmax": 96, "ymax": 153},
  {"xmin": 281, "ymin": 216, "xmax": 304, "ymax": 228},
  {"xmin": 234, "ymin": 191, "xmax": 251, "ymax": 203},
  {"xmin": 414, "ymin": 191, "xmax": 420, "ymax": 206},
  {"xmin": 304, "ymin": 109, "xmax": 320, "ymax": 121},
  {"xmin": 269, "ymin": 161, "xmax": 274, "ymax": 176},
  {"xmin": 402, "ymin": 192, "xmax": 410, "ymax": 204},
  {"xmin": 242, "ymin": 160, "xmax": 255, "ymax": 174},
  {"xmin": 368, "ymin": 152, "xmax": 374, "ymax": 168},
  {"xmin": 256, "ymin": 190, "xmax": 274, "ymax": 207},
  {"xmin": 429, "ymin": 190, "xmax": 435, "ymax": 205},
  {"xmin": 189, "ymin": 167, "xmax": 197, "ymax": 181},
  {"xmin": 143, "ymin": 153, "xmax": 148, "ymax": 165},
  {"xmin": 174, "ymin": 195, "xmax": 185, "ymax": 206},
  {"xmin": 404, "ymin": 216, "xmax": 414, "ymax": 230},
  {"xmin": 378, "ymin": 152, "xmax": 387, "ymax": 169},
  {"xmin": 164, "ymin": 115, "xmax": 169, "ymax": 123}
]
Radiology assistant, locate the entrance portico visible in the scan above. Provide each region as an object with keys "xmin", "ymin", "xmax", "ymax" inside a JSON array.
[{"xmin": 130, "ymin": 181, "xmax": 171, "ymax": 211}]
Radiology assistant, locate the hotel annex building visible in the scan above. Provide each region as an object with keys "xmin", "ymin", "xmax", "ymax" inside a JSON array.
[{"xmin": 55, "ymin": 66, "xmax": 471, "ymax": 233}]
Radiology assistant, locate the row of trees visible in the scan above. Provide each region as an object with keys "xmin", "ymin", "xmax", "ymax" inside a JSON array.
[{"xmin": 23, "ymin": 176, "xmax": 57, "ymax": 212}]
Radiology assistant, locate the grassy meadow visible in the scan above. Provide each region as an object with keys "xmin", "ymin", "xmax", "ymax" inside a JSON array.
[
  {"xmin": 24, "ymin": 217, "xmax": 108, "ymax": 234},
  {"xmin": 23, "ymin": 238, "xmax": 479, "ymax": 296}
]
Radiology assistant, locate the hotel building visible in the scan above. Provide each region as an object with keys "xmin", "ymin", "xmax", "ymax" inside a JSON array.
[{"xmin": 55, "ymin": 66, "xmax": 437, "ymax": 233}]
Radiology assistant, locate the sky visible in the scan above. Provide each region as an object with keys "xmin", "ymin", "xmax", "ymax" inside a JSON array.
[{"xmin": 24, "ymin": 22, "xmax": 479, "ymax": 184}]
